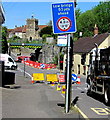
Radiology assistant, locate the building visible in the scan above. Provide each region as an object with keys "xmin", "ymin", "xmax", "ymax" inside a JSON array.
[
  {"xmin": 73, "ymin": 25, "xmax": 110, "ymax": 75},
  {"xmin": 26, "ymin": 17, "xmax": 39, "ymax": 41},
  {"xmin": 8, "ymin": 16, "xmax": 47, "ymax": 40}
]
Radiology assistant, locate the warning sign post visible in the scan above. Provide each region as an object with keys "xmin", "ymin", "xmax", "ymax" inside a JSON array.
[{"xmin": 52, "ymin": 1, "xmax": 77, "ymax": 114}]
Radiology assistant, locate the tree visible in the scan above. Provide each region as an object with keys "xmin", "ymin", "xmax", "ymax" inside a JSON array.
[
  {"xmin": 76, "ymin": 10, "xmax": 97, "ymax": 37},
  {"xmin": 1, "ymin": 26, "xmax": 8, "ymax": 53},
  {"xmin": 75, "ymin": 1, "xmax": 110, "ymax": 38},
  {"xmin": 39, "ymin": 26, "xmax": 53, "ymax": 37},
  {"xmin": 92, "ymin": 1, "xmax": 110, "ymax": 33}
]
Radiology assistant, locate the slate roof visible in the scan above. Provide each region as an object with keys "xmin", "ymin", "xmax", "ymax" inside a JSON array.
[{"xmin": 73, "ymin": 33, "xmax": 110, "ymax": 53}]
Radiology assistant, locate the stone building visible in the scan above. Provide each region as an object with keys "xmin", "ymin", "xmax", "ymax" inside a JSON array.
[
  {"xmin": 26, "ymin": 17, "xmax": 39, "ymax": 41},
  {"xmin": 8, "ymin": 16, "xmax": 47, "ymax": 41}
]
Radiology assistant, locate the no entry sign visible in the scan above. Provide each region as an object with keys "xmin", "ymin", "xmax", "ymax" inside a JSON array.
[{"xmin": 52, "ymin": 2, "xmax": 76, "ymax": 34}]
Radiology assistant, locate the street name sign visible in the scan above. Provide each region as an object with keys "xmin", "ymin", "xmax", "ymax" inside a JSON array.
[{"xmin": 52, "ymin": 2, "xmax": 76, "ymax": 34}]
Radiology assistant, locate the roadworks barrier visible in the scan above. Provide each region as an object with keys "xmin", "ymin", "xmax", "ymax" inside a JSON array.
[
  {"xmin": 46, "ymin": 74, "xmax": 58, "ymax": 83},
  {"xmin": 56, "ymin": 83, "xmax": 61, "ymax": 91},
  {"xmin": 32, "ymin": 73, "xmax": 45, "ymax": 83},
  {"xmin": 61, "ymin": 85, "xmax": 66, "ymax": 94},
  {"xmin": 22, "ymin": 60, "xmax": 56, "ymax": 70}
]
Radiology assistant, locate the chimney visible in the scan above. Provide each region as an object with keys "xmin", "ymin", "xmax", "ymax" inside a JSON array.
[{"xmin": 94, "ymin": 24, "xmax": 98, "ymax": 36}]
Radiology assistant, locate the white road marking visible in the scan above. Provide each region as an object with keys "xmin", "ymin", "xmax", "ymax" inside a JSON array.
[
  {"xmin": 77, "ymin": 87, "xmax": 83, "ymax": 90},
  {"xmin": 18, "ymin": 67, "xmax": 32, "ymax": 78}
]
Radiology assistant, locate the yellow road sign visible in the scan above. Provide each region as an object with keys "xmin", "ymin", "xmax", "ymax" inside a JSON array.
[
  {"xmin": 46, "ymin": 74, "xmax": 58, "ymax": 82},
  {"xmin": 32, "ymin": 73, "xmax": 44, "ymax": 81}
]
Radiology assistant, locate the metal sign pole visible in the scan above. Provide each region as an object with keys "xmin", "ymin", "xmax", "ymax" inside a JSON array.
[
  {"xmin": 24, "ymin": 59, "xmax": 25, "ymax": 77},
  {"xmin": 65, "ymin": 33, "xmax": 71, "ymax": 113}
]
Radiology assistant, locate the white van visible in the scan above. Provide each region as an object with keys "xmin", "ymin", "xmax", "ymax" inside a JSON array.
[{"xmin": 0, "ymin": 54, "xmax": 17, "ymax": 70}]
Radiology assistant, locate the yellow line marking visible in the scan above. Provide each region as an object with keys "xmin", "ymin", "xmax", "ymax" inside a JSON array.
[
  {"xmin": 105, "ymin": 108, "xmax": 110, "ymax": 113},
  {"xmin": 61, "ymin": 94, "xmax": 89, "ymax": 120},
  {"xmin": 91, "ymin": 108, "xmax": 109, "ymax": 115},
  {"xmin": 74, "ymin": 105, "xmax": 90, "ymax": 120}
]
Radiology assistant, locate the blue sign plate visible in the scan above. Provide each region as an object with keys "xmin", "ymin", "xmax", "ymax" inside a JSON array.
[
  {"xmin": 52, "ymin": 2, "xmax": 76, "ymax": 34},
  {"xmin": 71, "ymin": 74, "xmax": 77, "ymax": 82}
]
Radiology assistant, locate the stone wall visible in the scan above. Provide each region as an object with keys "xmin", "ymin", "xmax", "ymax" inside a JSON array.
[{"xmin": 38, "ymin": 45, "xmax": 60, "ymax": 64}]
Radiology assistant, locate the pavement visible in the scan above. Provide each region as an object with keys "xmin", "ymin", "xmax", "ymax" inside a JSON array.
[{"xmin": 1, "ymin": 69, "xmax": 85, "ymax": 119}]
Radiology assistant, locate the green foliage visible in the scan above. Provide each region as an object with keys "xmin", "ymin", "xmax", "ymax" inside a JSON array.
[
  {"xmin": 75, "ymin": 1, "xmax": 110, "ymax": 38},
  {"xmin": 53, "ymin": 55, "xmax": 58, "ymax": 65},
  {"xmin": 42, "ymin": 34, "xmax": 52, "ymax": 40},
  {"xmin": 75, "ymin": 8, "xmax": 82, "ymax": 19},
  {"xmin": 39, "ymin": 26, "xmax": 53, "ymax": 37},
  {"xmin": 8, "ymin": 35, "xmax": 22, "ymax": 43},
  {"xmin": 1, "ymin": 26, "xmax": 8, "ymax": 53},
  {"xmin": 92, "ymin": 1, "xmax": 110, "ymax": 33}
]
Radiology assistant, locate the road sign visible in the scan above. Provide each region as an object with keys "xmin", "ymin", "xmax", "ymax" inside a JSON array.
[
  {"xmin": 57, "ymin": 73, "xmax": 65, "ymax": 83},
  {"xmin": 71, "ymin": 74, "xmax": 77, "ymax": 82},
  {"xmin": 52, "ymin": 2, "xmax": 76, "ymax": 34},
  {"xmin": 57, "ymin": 34, "xmax": 67, "ymax": 46},
  {"xmin": 40, "ymin": 64, "xmax": 45, "ymax": 69}
]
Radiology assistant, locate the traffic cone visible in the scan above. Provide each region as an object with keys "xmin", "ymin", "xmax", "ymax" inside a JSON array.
[
  {"xmin": 31, "ymin": 77, "xmax": 35, "ymax": 84},
  {"xmin": 76, "ymin": 76, "xmax": 81, "ymax": 84},
  {"xmin": 62, "ymin": 85, "xmax": 66, "ymax": 94},
  {"xmin": 56, "ymin": 83, "xmax": 61, "ymax": 91}
]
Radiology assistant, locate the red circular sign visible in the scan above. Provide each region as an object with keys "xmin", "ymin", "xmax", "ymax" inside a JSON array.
[{"xmin": 57, "ymin": 17, "xmax": 71, "ymax": 31}]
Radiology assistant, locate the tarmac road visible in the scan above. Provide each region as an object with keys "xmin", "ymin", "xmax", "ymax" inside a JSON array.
[
  {"xmin": 2, "ymin": 63, "xmax": 83, "ymax": 119},
  {"xmin": 2, "ymin": 52, "xmax": 110, "ymax": 119}
]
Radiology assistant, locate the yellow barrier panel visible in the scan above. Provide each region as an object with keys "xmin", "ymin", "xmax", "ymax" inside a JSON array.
[
  {"xmin": 32, "ymin": 73, "xmax": 44, "ymax": 81},
  {"xmin": 46, "ymin": 74, "xmax": 58, "ymax": 82}
]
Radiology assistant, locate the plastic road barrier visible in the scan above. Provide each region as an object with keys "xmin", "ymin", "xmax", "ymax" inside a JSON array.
[
  {"xmin": 57, "ymin": 73, "xmax": 65, "ymax": 83},
  {"xmin": 76, "ymin": 76, "xmax": 81, "ymax": 84},
  {"xmin": 46, "ymin": 74, "xmax": 58, "ymax": 83},
  {"xmin": 32, "ymin": 73, "xmax": 45, "ymax": 82},
  {"xmin": 51, "ymin": 82, "xmax": 55, "ymax": 87},
  {"xmin": 62, "ymin": 85, "xmax": 66, "ymax": 94},
  {"xmin": 56, "ymin": 83, "xmax": 61, "ymax": 91}
]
